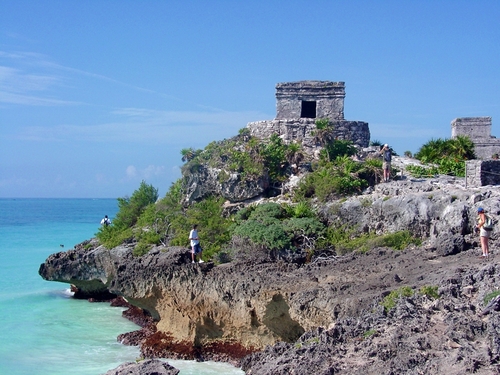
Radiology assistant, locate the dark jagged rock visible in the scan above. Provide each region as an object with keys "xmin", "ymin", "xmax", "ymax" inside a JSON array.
[
  {"xmin": 102, "ymin": 359, "xmax": 179, "ymax": 375},
  {"xmin": 481, "ymin": 295, "xmax": 500, "ymax": 316}
]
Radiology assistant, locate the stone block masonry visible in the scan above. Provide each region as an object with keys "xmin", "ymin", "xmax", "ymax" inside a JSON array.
[
  {"xmin": 248, "ymin": 81, "xmax": 370, "ymax": 151},
  {"xmin": 451, "ymin": 117, "xmax": 500, "ymax": 160},
  {"xmin": 275, "ymin": 81, "xmax": 346, "ymax": 120},
  {"xmin": 466, "ymin": 160, "xmax": 500, "ymax": 187}
]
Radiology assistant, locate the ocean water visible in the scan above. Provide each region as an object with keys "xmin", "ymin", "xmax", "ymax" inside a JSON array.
[{"xmin": 0, "ymin": 199, "xmax": 243, "ymax": 375}]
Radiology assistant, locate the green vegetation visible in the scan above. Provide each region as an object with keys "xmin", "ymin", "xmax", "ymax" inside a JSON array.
[
  {"xmin": 306, "ymin": 337, "xmax": 320, "ymax": 344},
  {"xmin": 294, "ymin": 155, "xmax": 371, "ymax": 202},
  {"xmin": 181, "ymin": 131, "xmax": 295, "ymax": 186},
  {"xmin": 363, "ymin": 329, "xmax": 377, "ymax": 338},
  {"xmin": 96, "ymin": 181, "xmax": 158, "ymax": 249},
  {"xmin": 232, "ymin": 202, "xmax": 325, "ymax": 252},
  {"xmin": 484, "ymin": 290, "xmax": 500, "ymax": 305},
  {"xmin": 94, "ymin": 119, "xmax": 437, "ymax": 262},
  {"xmin": 319, "ymin": 228, "xmax": 421, "ymax": 255},
  {"xmin": 407, "ymin": 135, "xmax": 475, "ymax": 178},
  {"xmin": 97, "ymin": 179, "xmax": 224, "ymax": 257},
  {"xmin": 419, "ymin": 285, "xmax": 439, "ymax": 300},
  {"xmin": 381, "ymin": 286, "xmax": 414, "ymax": 312}
]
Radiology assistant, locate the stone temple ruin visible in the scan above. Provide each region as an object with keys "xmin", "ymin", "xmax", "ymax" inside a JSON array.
[
  {"xmin": 247, "ymin": 81, "xmax": 370, "ymax": 153},
  {"xmin": 452, "ymin": 117, "xmax": 500, "ymax": 187},
  {"xmin": 451, "ymin": 117, "xmax": 500, "ymax": 160}
]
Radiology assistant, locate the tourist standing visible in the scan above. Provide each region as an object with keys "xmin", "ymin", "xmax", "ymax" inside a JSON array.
[
  {"xmin": 189, "ymin": 224, "xmax": 204, "ymax": 263},
  {"xmin": 100, "ymin": 215, "xmax": 111, "ymax": 226},
  {"xmin": 476, "ymin": 207, "xmax": 491, "ymax": 257},
  {"xmin": 380, "ymin": 144, "xmax": 392, "ymax": 182}
]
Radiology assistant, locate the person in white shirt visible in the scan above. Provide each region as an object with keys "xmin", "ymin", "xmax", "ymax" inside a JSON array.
[
  {"xmin": 100, "ymin": 215, "xmax": 111, "ymax": 226},
  {"xmin": 189, "ymin": 224, "xmax": 204, "ymax": 263}
]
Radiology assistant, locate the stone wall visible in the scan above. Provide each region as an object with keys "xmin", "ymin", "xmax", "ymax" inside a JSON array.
[
  {"xmin": 451, "ymin": 117, "xmax": 500, "ymax": 159},
  {"xmin": 247, "ymin": 118, "xmax": 370, "ymax": 150},
  {"xmin": 275, "ymin": 81, "xmax": 345, "ymax": 120},
  {"xmin": 466, "ymin": 160, "xmax": 500, "ymax": 187},
  {"xmin": 248, "ymin": 81, "xmax": 370, "ymax": 150}
]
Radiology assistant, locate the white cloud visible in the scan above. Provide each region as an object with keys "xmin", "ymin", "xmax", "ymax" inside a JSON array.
[
  {"xmin": 143, "ymin": 165, "xmax": 165, "ymax": 178},
  {"xmin": 0, "ymin": 53, "xmax": 80, "ymax": 106},
  {"xmin": 126, "ymin": 165, "xmax": 138, "ymax": 179},
  {"xmin": 13, "ymin": 108, "xmax": 272, "ymax": 144},
  {"xmin": 0, "ymin": 90, "xmax": 80, "ymax": 106},
  {"xmin": 124, "ymin": 164, "xmax": 166, "ymax": 181}
]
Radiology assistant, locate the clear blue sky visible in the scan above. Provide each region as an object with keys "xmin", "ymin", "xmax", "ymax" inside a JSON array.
[{"xmin": 1, "ymin": 0, "xmax": 499, "ymax": 198}]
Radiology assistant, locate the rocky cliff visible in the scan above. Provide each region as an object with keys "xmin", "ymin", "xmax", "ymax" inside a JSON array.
[{"xmin": 39, "ymin": 175, "xmax": 500, "ymax": 374}]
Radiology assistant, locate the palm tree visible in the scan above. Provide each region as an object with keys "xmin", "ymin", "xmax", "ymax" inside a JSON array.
[
  {"xmin": 449, "ymin": 135, "xmax": 475, "ymax": 160},
  {"xmin": 181, "ymin": 148, "xmax": 195, "ymax": 162},
  {"xmin": 285, "ymin": 142, "xmax": 304, "ymax": 172},
  {"xmin": 312, "ymin": 119, "xmax": 335, "ymax": 160}
]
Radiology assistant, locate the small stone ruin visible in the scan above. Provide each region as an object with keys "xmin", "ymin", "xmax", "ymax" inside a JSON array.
[
  {"xmin": 247, "ymin": 81, "xmax": 370, "ymax": 153},
  {"xmin": 452, "ymin": 117, "xmax": 500, "ymax": 187},
  {"xmin": 451, "ymin": 117, "xmax": 500, "ymax": 159}
]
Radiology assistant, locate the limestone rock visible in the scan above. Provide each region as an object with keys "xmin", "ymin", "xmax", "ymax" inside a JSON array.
[{"xmin": 183, "ymin": 164, "xmax": 269, "ymax": 204}]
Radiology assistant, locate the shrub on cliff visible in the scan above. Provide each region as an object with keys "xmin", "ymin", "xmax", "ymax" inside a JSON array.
[
  {"xmin": 114, "ymin": 180, "xmax": 159, "ymax": 229},
  {"xmin": 381, "ymin": 286, "xmax": 414, "ymax": 312},
  {"xmin": 96, "ymin": 180, "xmax": 158, "ymax": 249},
  {"xmin": 317, "ymin": 227, "xmax": 421, "ymax": 255},
  {"xmin": 320, "ymin": 139, "xmax": 357, "ymax": 162},
  {"xmin": 132, "ymin": 183, "xmax": 231, "ymax": 259},
  {"xmin": 133, "ymin": 180, "xmax": 186, "ymax": 252},
  {"xmin": 409, "ymin": 135, "xmax": 475, "ymax": 177},
  {"xmin": 231, "ymin": 202, "xmax": 325, "ymax": 252},
  {"xmin": 294, "ymin": 156, "xmax": 368, "ymax": 202},
  {"xmin": 181, "ymin": 195, "xmax": 232, "ymax": 259}
]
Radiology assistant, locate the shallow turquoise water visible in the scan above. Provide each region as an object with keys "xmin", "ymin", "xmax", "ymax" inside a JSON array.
[{"xmin": 0, "ymin": 199, "xmax": 243, "ymax": 375}]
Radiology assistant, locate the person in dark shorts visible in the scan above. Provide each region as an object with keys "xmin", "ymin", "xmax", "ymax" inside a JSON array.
[{"xmin": 189, "ymin": 224, "xmax": 204, "ymax": 263}]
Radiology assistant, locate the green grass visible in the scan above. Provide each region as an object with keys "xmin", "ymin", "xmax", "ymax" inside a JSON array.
[
  {"xmin": 381, "ymin": 286, "xmax": 414, "ymax": 312},
  {"xmin": 419, "ymin": 285, "xmax": 439, "ymax": 299},
  {"xmin": 484, "ymin": 290, "xmax": 500, "ymax": 305},
  {"xmin": 363, "ymin": 329, "xmax": 377, "ymax": 338}
]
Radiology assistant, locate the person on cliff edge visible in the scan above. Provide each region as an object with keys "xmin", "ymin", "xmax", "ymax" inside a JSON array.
[
  {"xmin": 189, "ymin": 224, "xmax": 204, "ymax": 264},
  {"xmin": 380, "ymin": 144, "xmax": 392, "ymax": 182},
  {"xmin": 476, "ymin": 207, "xmax": 491, "ymax": 258},
  {"xmin": 100, "ymin": 215, "xmax": 111, "ymax": 226}
]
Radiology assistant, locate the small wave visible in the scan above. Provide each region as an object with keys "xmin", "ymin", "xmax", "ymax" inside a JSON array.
[{"xmin": 46, "ymin": 288, "xmax": 75, "ymax": 299}]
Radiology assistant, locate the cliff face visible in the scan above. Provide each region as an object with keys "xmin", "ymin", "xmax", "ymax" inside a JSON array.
[
  {"xmin": 39, "ymin": 177, "xmax": 500, "ymax": 373},
  {"xmin": 40, "ymin": 243, "xmax": 326, "ymax": 350}
]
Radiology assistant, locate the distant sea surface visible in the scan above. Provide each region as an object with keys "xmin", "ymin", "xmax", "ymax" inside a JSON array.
[{"xmin": 0, "ymin": 198, "xmax": 243, "ymax": 375}]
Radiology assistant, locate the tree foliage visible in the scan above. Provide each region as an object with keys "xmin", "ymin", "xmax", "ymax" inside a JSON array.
[
  {"xmin": 231, "ymin": 202, "xmax": 325, "ymax": 252},
  {"xmin": 410, "ymin": 135, "xmax": 475, "ymax": 177},
  {"xmin": 96, "ymin": 180, "xmax": 159, "ymax": 249}
]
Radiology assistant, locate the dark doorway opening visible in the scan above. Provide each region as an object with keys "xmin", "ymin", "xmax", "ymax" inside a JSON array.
[{"xmin": 301, "ymin": 101, "xmax": 316, "ymax": 118}]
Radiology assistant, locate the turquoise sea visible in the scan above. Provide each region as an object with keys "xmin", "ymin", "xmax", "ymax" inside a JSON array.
[{"xmin": 0, "ymin": 199, "xmax": 243, "ymax": 375}]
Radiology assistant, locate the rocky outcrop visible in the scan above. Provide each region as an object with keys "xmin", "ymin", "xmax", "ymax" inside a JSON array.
[
  {"xmin": 241, "ymin": 262, "xmax": 500, "ymax": 375},
  {"xmin": 103, "ymin": 359, "xmax": 179, "ymax": 375},
  {"xmin": 39, "ymin": 178, "xmax": 500, "ymax": 373},
  {"xmin": 182, "ymin": 164, "xmax": 270, "ymax": 204}
]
